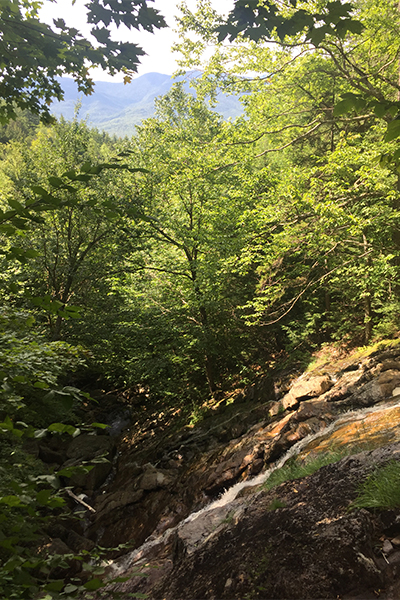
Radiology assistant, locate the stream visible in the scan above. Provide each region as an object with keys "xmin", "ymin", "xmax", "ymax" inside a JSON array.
[{"xmin": 111, "ymin": 393, "xmax": 400, "ymax": 576}]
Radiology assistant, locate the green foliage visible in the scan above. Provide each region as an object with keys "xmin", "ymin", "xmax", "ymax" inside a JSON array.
[
  {"xmin": 114, "ymin": 84, "xmax": 269, "ymax": 395},
  {"xmin": 0, "ymin": 308, "xmax": 89, "ymax": 425},
  {"xmin": 352, "ymin": 460, "xmax": 400, "ymax": 510},
  {"xmin": 263, "ymin": 448, "xmax": 351, "ymax": 491},
  {"xmin": 216, "ymin": 0, "xmax": 362, "ymax": 45}
]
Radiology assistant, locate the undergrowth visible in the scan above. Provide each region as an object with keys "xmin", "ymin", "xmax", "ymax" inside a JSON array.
[
  {"xmin": 352, "ymin": 460, "xmax": 400, "ymax": 510},
  {"xmin": 263, "ymin": 448, "xmax": 352, "ymax": 492}
]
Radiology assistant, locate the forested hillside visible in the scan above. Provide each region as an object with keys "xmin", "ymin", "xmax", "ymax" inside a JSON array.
[
  {"xmin": 1, "ymin": 0, "xmax": 400, "ymax": 598},
  {"xmin": 50, "ymin": 73, "xmax": 244, "ymax": 136}
]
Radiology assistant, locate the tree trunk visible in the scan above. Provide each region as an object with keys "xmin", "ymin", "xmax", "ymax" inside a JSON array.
[
  {"xmin": 199, "ymin": 305, "xmax": 217, "ymax": 394},
  {"xmin": 363, "ymin": 234, "xmax": 373, "ymax": 343}
]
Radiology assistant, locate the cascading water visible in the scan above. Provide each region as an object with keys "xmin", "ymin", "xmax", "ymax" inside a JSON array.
[{"xmin": 111, "ymin": 394, "xmax": 400, "ymax": 576}]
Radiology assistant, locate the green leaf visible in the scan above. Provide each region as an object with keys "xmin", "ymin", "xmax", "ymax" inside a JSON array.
[
  {"xmin": 31, "ymin": 185, "xmax": 49, "ymax": 197},
  {"xmin": 63, "ymin": 169, "xmax": 77, "ymax": 180},
  {"xmin": 34, "ymin": 381, "xmax": 49, "ymax": 389},
  {"xmin": 45, "ymin": 580, "xmax": 65, "ymax": 592},
  {"xmin": 75, "ymin": 174, "xmax": 92, "ymax": 182},
  {"xmin": 47, "ymin": 422, "xmax": 72, "ymax": 434},
  {"xmin": 83, "ymin": 578, "xmax": 104, "ymax": 591},
  {"xmin": 0, "ymin": 224, "xmax": 16, "ymax": 235},
  {"xmin": 7, "ymin": 198, "xmax": 26, "ymax": 214},
  {"xmin": 80, "ymin": 161, "xmax": 93, "ymax": 173},
  {"xmin": 36, "ymin": 489, "xmax": 53, "ymax": 505},
  {"xmin": 64, "ymin": 584, "xmax": 79, "ymax": 593},
  {"xmin": 385, "ymin": 119, "xmax": 400, "ymax": 142},
  {"xmin": 48, "ymin": 176, "xmax": 64, "ymax": 188},
  {"xmin": 24, "ymin": 249, "xmax": 39, "ymax": 258},
  {"xmin": 333, "ymin": 93, "xmax": 366, "ymax": 116},
  {"xmin": 0, "ymin": 495, "xmax": 22, "ymax": 507},
  {"xmin": 372, "ymin": 101, "xmax": 388, "ymax": 118},
  {"xmin": 0, "ymin": 416, "xmax": 14, "ymax": 431}
]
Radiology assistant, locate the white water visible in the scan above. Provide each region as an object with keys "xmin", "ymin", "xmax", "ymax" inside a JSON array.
[{"xmin": 111, "ymin": 396, "xmax": 400, "ymax": 575}]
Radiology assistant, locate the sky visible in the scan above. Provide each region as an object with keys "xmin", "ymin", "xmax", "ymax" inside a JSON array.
[{"xmin": 39, "ymin": 0, "xmax": 234, "ymax": 81}]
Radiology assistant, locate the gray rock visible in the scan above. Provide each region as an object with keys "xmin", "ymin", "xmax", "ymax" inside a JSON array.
[{"xmin": 138, "ymin": 464, "xmax": 176, "ymax": 491}]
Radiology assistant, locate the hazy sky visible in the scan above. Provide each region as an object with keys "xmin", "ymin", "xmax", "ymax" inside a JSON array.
[{"xmin": 39, "ymin": 0, "xmax": 234, "ymax": 80}]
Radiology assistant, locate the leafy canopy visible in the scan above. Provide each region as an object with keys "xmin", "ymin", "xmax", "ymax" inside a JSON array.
[{"xmin": 216, "ymin": 0, "xmax": 363, "ymax": 45}]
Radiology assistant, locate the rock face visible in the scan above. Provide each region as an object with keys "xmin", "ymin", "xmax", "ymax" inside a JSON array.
[
  {"xmin": 108, "ymin": 443, "xmax": 400, "ymax": 600},
  {"xmin": 83, "ymin": 344, "xmax": 400, "ymax": 550},
  {"xmin": 37, "ymin": 342, "xmax": 400, "ymax": 598}
]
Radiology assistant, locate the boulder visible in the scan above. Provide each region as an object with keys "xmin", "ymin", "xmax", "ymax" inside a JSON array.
[
  {"xmin": 287, "ymin": 375, "xmax": 333, "ymax": 400},
  {"xmin": 321, "ymin": 368, "xmax": 367, "ymax": 402},
  {"xmin": 66, "ymin": 434, "xmax": 115, "ymax": 461},
  {"xmin": 345, "ymin": 369, "xmax": 400, "ymax": 408},
  {"xmin": 138, "ymin": 464, "xmax": 177, "ymax": 491},
  {"xmin": 66, "ymin": 458, "xmax": 112, "ymax": 492},
  {"xmin": 271, "ymin": 375, "xmax": 333, "ymax": 416}
]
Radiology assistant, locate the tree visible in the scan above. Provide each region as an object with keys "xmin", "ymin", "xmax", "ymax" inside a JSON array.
[
  {"xmin": 118, "ymin": 85, "xmax": 265, "ymax": 395},
  {"xmin": 174, "ymin": 0, "xmax": 400, "ymax": 346},
  {"xmin": 175, "ymin": 0, "xmax": 400, "ymax": 158},
  {"xmin": 0, "ymin": 116, "xmax": 144, "ymax": 340},
  {"xmin": 0, "ymin": 0, "xmax": 166, "ymax": 123}
]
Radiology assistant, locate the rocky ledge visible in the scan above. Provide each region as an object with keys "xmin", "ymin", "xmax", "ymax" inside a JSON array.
[
  {"xmin": 33, "ymin": 340, "xmax": 400, "ymax": 598},
  {"xmin": 111, "ymin": 442, "xmax": 400, "ymax": 600}
]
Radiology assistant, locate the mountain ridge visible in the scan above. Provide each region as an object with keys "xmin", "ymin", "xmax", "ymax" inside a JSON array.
[{"xmin": 51, "ymin": 72, "xmax": 243, "ymax": 137}]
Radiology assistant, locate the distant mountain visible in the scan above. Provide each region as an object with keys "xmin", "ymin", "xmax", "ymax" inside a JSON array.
[{"xmin": 51, "ymin": 73, "xmax": 244, "ymax": 137}]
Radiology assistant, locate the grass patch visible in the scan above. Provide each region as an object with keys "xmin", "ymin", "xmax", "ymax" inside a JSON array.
[
  {"xmin": 263, "ymin": 448, "xmax": 351, "ymax": 492},
  {"xmin": 353, "ymin": 336, "xmax": 400, "ymax": 361},
  {"xmin": 352, "ymin": 460, "xmax": 400, "ymax": 510},
  {"xmin": 267, "ymin": 498, "xmax": 286, "ymax": 510}
]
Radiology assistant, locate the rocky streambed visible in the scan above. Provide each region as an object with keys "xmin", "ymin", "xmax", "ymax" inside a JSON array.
[{"xmin": 33, "ymin": 341, "xmax": 400, "ymax": 598}]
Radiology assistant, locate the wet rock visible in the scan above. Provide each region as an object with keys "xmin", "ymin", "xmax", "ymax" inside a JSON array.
[
  {"xmin": 89, "ymin": 488, "xmax": 177, "ymax": 549},
  {"xmin": 285, "ymin": 417, "xmax": 323, "ymax": 443},
  {"xmin": 388, "ymin": 550, "xmax": 400, "ymax": 565},
  {"xmin": 64, "ymin": 457, "xmax": 112, "ymax": 493},
  {"xmin": 290, "ymin": 399, "xmax": 335, "ymax": 423},
  {"xmin": 150, "ymin": 445, "xmax": 400, "ymax": 600},
  {"xmin": 380, "ymin": 360, "xmax": 400, "ymax": 372},
  {"xmin": 204, "ymin": 449, "xmax": 250, "ymax": 496},
  {"xmin": 84, "ymin": 342, "xmax": 400, "ymax": 597},
  {"xmin": 270, "ymin": 375, "xmax": 333, "ymax": 416},
  {"xmin": 248, "ymin": 458, "xmax": 264, "ymax": 476},
  {"xmin": 322, "ymin": 369, "xmax": 367, "ymax": 402},
  {"xmin": 269, "ymin": 394, "xmax": 298, "ymax": 416},
  {"xmin": 47, "ymin": 523, "xmax": 96, "ymax": 553}
]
